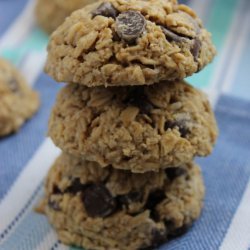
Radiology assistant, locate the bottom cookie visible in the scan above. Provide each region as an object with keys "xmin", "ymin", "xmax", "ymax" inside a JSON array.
[{"xmin": 39, "ymin": 154, "xmax": 205, "ymax": 250}]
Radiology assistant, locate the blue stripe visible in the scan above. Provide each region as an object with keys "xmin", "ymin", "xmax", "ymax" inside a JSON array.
[
  {"xmin": 0, "ymin": 0, "xmax": 29, "ymax": 36},
  {"xmin": 0, "ymin": 74, "xmax": 61, "ymax": 200}
]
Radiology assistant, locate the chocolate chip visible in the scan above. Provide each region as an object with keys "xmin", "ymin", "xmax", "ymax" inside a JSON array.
[
  {"xmin": 52, "ymin": 185, "xmax": 62, "ymax": 195},
  {"xmin": 8, "ymin": 78, "xmax": 19, "ymax": 92},
  {"xmin": 145, "ymin": 189, "xmax": 166, "ymax": 210},
  {"xmin": 112, "ymin": 30, "xmax": 121, "ymax": 42},
  {"xmin": 165, "ymin": 220, "xmax": 192, "ymax": 238},
  {"xmin": 115, "ymin": 11, "xmax": 146, "ymax": 43},
  {"xmin": 64, "ymin": 178, "xmax": 87, "ymax": 194},
  {"xmin": 164, "ymin": 120, "xmax": 189, "ymax": 138},
  {"xmin": 160, "ymin": 26, "xmax": 187, "ymax": 43},
  {"xmin": 150, "ymin": 228, "xmax": 167, "ymax": 248},
  {"xmin": 92, "ymin": 2, "xmax": 119, "ymax": 19},
  {"xmin": 165, "ymin": 167, "xmax": 187, "ymax": 181},
  {"xmin": 123, "ymin": 87, "xmax": 154, "ymax": 114},
  {"xmin": 191, "ymin": 38, "xmax": 201, "ymax": 62},
  {"xmin": 83, "ymin": 184, "xmax": 117, "ymax": 218},
  {"xmin": 118, "ymin": 191, "xmax": 143, "ymax": 207},
  {"xmin": 141, "ymin": 228, "xmax": 167, "ymax": 249},
  {"xmin": 48, "ymin": 199, "xmax": 61, "ymax": 211}
]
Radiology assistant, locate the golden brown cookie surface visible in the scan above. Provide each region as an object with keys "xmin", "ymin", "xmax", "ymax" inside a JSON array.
[{"xmin": 49, "ymin": 80, "xmax": 218, "ymax": 172}]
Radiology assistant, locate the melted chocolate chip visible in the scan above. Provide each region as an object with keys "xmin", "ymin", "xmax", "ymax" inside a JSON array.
[
  {"xmin": 52, "ymin": 185, "xmax": 62, "ymax": 195},
  {"xmin": 165, "ymin": 167, "xmax": 187, "ymax": 181},
  {"xmin": 160, "ymin": 26, "xmax": 187, "ymax": 43},
  {"xmin": 92, "ymin": 2, "xmax": 119, "ymax": 19},
  {"xmin": 48, "ymin": 200, "xmax": 61, "ymax": 211},
  {"xmin": 140, "ymin": 228, "xmax": 167, "ymax": 249},
  {"xmin": 150, "ymin": 228, "xmax": 167, "ymax": 248},
  {"xmin": 191, "ymin": 38, "xmax": 201, "ymax": 62},
  {"xmin": 123, "ymin": 87, "xmax": 154, "ymax": 114},
  {"xmin": 65, "ymin": 178, "xmax": 87, "ymax": 194},
  {"xmin": 166, "ymin": 220, "xmax": 192, "ymax": 238},
  {"xmin": 118, "ymin": 191, "xmax": 143, "ymax": 207},
  {"xmin": 164, "ymin": 120, "xmax": 189, "ymax": 138},
  {"xmin": 83, "ymin": 184, "xmax": 117, "ymax": 218},
  {"xmin": 145, "ymin": 189, "xmax": 166, "ymax": 210},
  {"xmin": 115, "ymin": 11, "xmax": 146, "ymax": 43}
]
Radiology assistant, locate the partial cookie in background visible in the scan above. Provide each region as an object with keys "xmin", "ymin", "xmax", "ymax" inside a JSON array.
[
  {"xmin": 35, "ymin": 0, "xmax": 95, "ymax": 34},
  {"xmin": 0, "ymin": 58, "xmax": 40, "ymax": 137},
  {"xmin": 48, "ymin": 80, "xmax": 218, "ymax": 173},
  {"xmin": 38, "ymin": 153, "xmax": 204, "ymax": 250},
  {"xmin": 45, "ymin": 0, "xmax": 216, "ymax": 87}
]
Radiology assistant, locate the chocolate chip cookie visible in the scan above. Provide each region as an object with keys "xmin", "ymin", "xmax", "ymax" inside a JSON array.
[
  {"xmin": 48, "ymin": 80, "xmax": 218, "ymax": 172},
  {"xmin": 45, "ymin": 0, "xmax": 216, "ymax": 87},
  {"xmin": 35, "ymin": 0, "xmax": 95, "ymax": 34},
  {"xmin": 39, "ymin": 153, "xmax": 204, "ymax": 250},
  {"xmin": 0, "ymin": 58, "xmax": 40, "ymax": 137}
]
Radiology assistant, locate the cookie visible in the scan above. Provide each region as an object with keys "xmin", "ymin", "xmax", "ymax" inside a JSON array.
[
  {"xmin": 39, "ymin": 153, "xmax": 204, "ymax": 250},
  {"xmin": 45, "ymin": 0, "xmax": 216, "ymax": 87},
  {"xmin": 35, "ymin": 0, "xmax": 95, "ymax": 34},
  {"xmin": 48, "ymin": 80, "xmax": 218, "ymax": 173},
  {"xmin": 0, "ymin": 58, "xmax": 40, "ymax": 137}
]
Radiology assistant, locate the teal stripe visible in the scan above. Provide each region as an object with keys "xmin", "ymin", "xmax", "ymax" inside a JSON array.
[
  {"xmin": 0, "ymin": 28, "xmax": 48, "ymax": 66},
  {"xmin": 188, "ymin": 0, "xmax": 239, "ymax": 89}
]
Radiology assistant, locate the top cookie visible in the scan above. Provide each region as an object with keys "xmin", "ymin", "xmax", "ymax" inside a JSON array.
[
  {"xmin": 45, "ymin": 0, "xmax": 216, "ymax": 87},
  {"xmin": 0, "ymin": 58, "xmax": 40, "ymax": 136},
  {"xmin": 35, "ymin": 0, "xmax": 95, "ymax": 34}
]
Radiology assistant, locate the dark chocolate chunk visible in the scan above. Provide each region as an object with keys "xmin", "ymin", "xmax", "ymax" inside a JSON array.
[
  {"xmin": 140, "ymin": 228, "xmax": 167, "ymax": 249},
  {"xmin": 164, "ymin": 120, "xmax": 190, "ymax": 138},
  {"xmin": 118, "ymin": 191, "xmax": 143, "ymax": 207},
  {"xmin": 83, "ymin": 184, "xmax": 117, "ymax": 218},
  {"xmin": 160, "ymin": 26, "xmax": 187, "ymax": 43},
  {"xmin": 52, "ymin": 185, "xmax": 62, "ymax": 195},
  {"xmin": 92, "ymin": 2, "xmax": 119, "ymax": 19},
  {"xmin": 145, "ymin": 189, "xmax": 166, "ymax": 210},
  {"xmin": 48, "ymin": 199, "xmax": 61, "ymax": 211},
  {"xmin": 8, "ymin": 78, "xmax": 19, "ymax": 92},
  {"xmin": 165, "ymin": 167, "xmax": 187, "ymax": 181},
  {"xmin": 115, "ymin": 11, "xmax": 146, "ymax": 43},
  {"xmin": 123, "ymin": 87, "xmax": 154, "ymax": 114},
  {"xmin": 150, "ymin": 228, "xmax": 167, "ymax": 248},
  {"xmin": 65, "ymin": 178, "xmax": 87, "ymax": 194},
  {"xmin": 112, "ymin": 30, "xmax": 121, "ymax": 42},
  {"xmin": 165, "ymin": 220, "xmax": 192, "ymax": 238},
  {"xmin": 191, "ymin": 38, "xmax": 201, "ymax": 62}
]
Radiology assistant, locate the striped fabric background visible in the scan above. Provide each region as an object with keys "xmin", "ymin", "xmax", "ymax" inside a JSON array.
[{"xmin": 0, "ymin": 0, "xmax": 250, "ymax": 249}]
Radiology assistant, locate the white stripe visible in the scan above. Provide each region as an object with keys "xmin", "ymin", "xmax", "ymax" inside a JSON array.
[
  {"xmin": 35, "ymin": 230, "xmax": 69, "ymax": 250},
  {"xmin": 219, "ymin": 179, "xmax": 250, "ymax": 250},
  {"xmin": 222, "ymin": 11, "xmax": 250, "ymax": 94},
  {"xmin": 206, "ymin": 0, "xmax": 246, "ymax": 107},
  {"xmin": 0, "ymin": 139, "xmax": 61, "ymax": 234},
  {"xmin": 0, "ymin": 0, "xmax": 36, "ymax": 50},
  {"xmin": 19, "ymin": 51, "xmax": 47, "ymax": 87}
]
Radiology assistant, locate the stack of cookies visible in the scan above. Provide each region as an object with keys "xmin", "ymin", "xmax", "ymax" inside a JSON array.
[{"xmin": 40, "ymin": 0, "xmax": 218, "ymax": 249}]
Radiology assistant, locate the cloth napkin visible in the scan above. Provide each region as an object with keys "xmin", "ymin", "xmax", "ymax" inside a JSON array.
[{"xmin": 0, "ymin": 0, "xmax": 250, "ymax": 249}]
